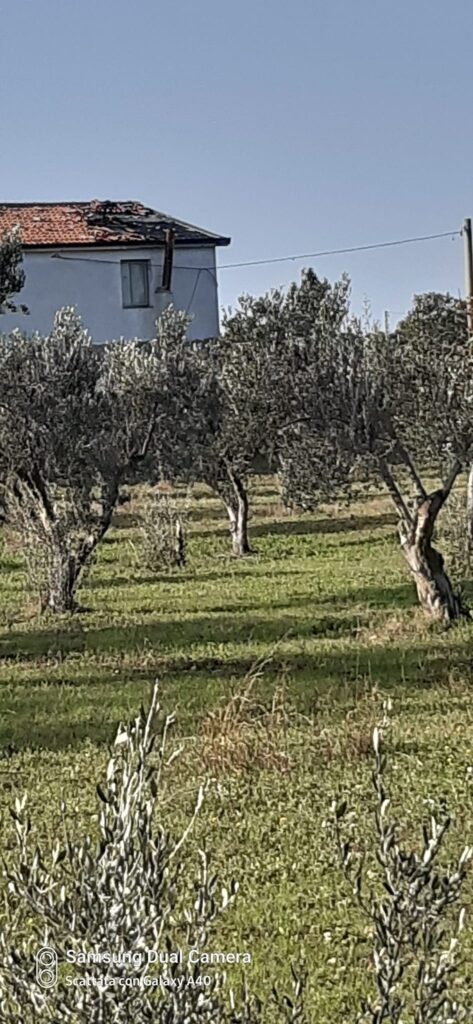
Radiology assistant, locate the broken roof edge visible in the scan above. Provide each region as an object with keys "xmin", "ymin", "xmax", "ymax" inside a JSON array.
[{"xmin": 0, "ymin": 200, "xmax": 231, "ymax": 248}]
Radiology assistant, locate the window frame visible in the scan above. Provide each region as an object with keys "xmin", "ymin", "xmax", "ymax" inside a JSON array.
[{"xmin": 120, "ymin": 259, "xmax": 151, "ymax": 309}]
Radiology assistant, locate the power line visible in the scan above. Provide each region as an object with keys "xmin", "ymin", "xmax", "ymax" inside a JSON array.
[
  {"xmin": 50, "ymin": 227, "xmax": 461, "ymax": 274},
  {"xmin": 218, "ymin": 229, "xmax": 461, "ymax": 270},
  {"xmin": 185, "ymin": 268, "xmax": 202, "ymax": 313},
  {"xmin": 52, "ymin": 253, "xmax": 198, "ymax": 270}
]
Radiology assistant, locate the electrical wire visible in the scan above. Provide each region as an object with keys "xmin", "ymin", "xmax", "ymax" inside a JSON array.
[
  {"xmin": 185, "ymin": 268, "xmax": 202, "ymax": 313},
  {"xmin": 218, "ymin": 229, "xmax": 461, "ymax": 269},
  {"xmin": 50, "ymin": 227, "xmax": 461, "ymax": 273}
]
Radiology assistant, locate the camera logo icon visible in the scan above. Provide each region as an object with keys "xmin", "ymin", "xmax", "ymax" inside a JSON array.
[{"xmin": 35, "ymin": 946, "xmax": 57, "ymax": 989}]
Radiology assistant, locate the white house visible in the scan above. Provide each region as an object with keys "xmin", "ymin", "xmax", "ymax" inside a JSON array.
[{"xmin": 0, "ymin": 200, "xmax": 230, "ymax": 342}]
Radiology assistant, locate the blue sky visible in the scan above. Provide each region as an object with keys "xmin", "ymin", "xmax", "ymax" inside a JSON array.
[{"xmin": 1, "ymin": 0, "xmax": 471, "ymax": 323}]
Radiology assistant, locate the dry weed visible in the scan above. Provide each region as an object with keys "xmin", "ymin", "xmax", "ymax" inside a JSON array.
[
  {"xmin": 357, "ymin": 609, "xmax": 427, "ymax": 646},
  {"xmin": 314, "ymin": 688, "xmax": 391, "ymax": 763},
  {"xmin": 200, "ymin": 664, "xmax": 292, "ymax": 775}
]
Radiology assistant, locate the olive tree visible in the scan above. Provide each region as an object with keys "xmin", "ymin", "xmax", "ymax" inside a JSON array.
[
  {"xmin": 212, "ymin": 269, "xmax": 355, "ymax": 529},
  {"xmin": 395, "ymin": 293, "xmax": 473, "ymax": 560},
  {"xmin": 214, "ymin": 270, "xmax": 353, "ymax": 549},
  {"xmin": 146, "ymin": 278, "xmax": 350, "ymax": 558},
  {"xmin": 0, "ymin": 228, "xmax": 28, "ymax": 314},
  {"xmin": 282, "ymin": 289, "xmax": 473, "ymax": 621},
  {"xmin": 0, "ymin": 308, "xmax": 162, "ymax": 613},
  {"xmin": 181, "ymin": 336, "xmax": 266, "ymax": 556},
  {"xmin": 383, "ymin": 298, "xmax": 473, "ymax": 619},
  {"xmin": 146, "ymin": 309, "xmax": 270, "ymax": 557}
]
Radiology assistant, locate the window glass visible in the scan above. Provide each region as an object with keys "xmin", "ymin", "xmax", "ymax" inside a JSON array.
[{"xmin": 121, "ymin": 261, "xmax": 149, "ymax": 307}]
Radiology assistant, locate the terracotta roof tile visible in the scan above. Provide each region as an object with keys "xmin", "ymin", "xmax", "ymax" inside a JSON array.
[{"xmin": 0, "ymin": 200, "xmax": 230, "ymax": 249}]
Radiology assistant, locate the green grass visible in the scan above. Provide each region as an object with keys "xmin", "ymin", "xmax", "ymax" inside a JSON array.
[{"xmin": 0, "ymin": 478, "xmax": 473, "ymax": 1020}]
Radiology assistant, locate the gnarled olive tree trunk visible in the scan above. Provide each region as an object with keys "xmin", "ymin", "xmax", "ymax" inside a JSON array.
[
  {"xmin": 399, "ymin": 492, "xmax": 464, "ymax": 622},
  {"xmin": 380, "ymin": 459, "xmax": 467, "ymax": 623},
  {"xmin": 222, "ymin": 468, "xmax": 251, "ymax": 557},
  {"xmin": 40, "ymin": 525, "xmax": 114, "ymax": 614},
  {"xmin": 207, "ymin": 464, "xmax": 251, "ymax": 557},
  {"xmin": 42, "ymin": 544, "xmax": 79, "ymax": 614},
  {"xmin": 42, "ymin": 496, "xmax": 119, "ymax": 613},
  {"xmin": 174, "ymin": 516, "xmax": 186, "ymax": 567},
  {"xmin": 7, "ymin": 473, "xmax": 120, "ymax": 614}
]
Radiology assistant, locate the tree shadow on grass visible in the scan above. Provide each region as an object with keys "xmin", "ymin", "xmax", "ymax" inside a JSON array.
[
  {"xmin": 0, "ymin": 559, "xmax": 23, "ymax": 574},
  {"xmin": 85, "ymin": 571, "xmax": 192, "ymax": 590},
  {"xmin": 187, "ymin": 506, "xmax": 225, "ymax": 525},
  {"xmin": 156, "ymin": 584, "xmax": 417, "ymax": 618},
  {"xmin": 0, "ymin": 578, "xmax": 419, "ymax": 654},
  {"xmin": 190, "ymin": 511, "xmax": 397, "ymax": 540},
  {"xmin": 0, "ymin": 638, "xmax": 471, "ymax": 751},
  {"xmin": 84, "ymin": 564, "xmax": 326, "ymax": 589},
  {"xmin": 0, "ymin": 611, "xmax": 372, "ymax": 663},
  {"xmin": 83, "ymin": 574, "xmax": 416, "ymax": 620},
  {"xmin": 110, "ymin": 511, "xmax": 141, "ymax": 529},
  {"xmin": 334, "ymin": 582, "xmax": 416, "ymax": 609},
  {"xmin": 250, "ymin": 512, "xmax": 397, "ymax": 538}
]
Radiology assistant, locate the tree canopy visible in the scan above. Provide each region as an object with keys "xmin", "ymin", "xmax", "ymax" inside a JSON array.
[
  {"xmin": 0, "ymin": 279, "xmax": 471, "ymax": 622},
  {"xmin": 0, "ymin": 229, "xmax": 28, "ymax": 315}
]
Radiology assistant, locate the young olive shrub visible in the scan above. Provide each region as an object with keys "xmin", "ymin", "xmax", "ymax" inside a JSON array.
[
  {"xmin": 139, "ymin": 491, "xmax": 187, "ymax": 572},
  {"xmin": 0, "ymin": 683, "xmax": 304, "ymax": 1023},
  {"xmin": 333, "ymin": 711, "xmax": 472, "ymax": 1023}
]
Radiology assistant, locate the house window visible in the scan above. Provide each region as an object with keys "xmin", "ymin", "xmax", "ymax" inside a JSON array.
[{"xmin": 121, "ymin": 260, "xmax": 150, "ymax": 308}]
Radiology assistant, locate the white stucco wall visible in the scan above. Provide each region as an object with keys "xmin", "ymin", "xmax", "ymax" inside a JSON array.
[{"xmin": 0, "ymin": 245, "xmax": 220, "ymax": 342}]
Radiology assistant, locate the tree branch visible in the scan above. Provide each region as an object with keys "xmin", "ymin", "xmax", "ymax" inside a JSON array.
[
  {"xmin": 412, "ymin": 461, "xmax": 462, "ymax": 552},
  {"xmin": 440, "ymin": 459, "xmax": 462, "ymax": 502},
  {"xmin": 16, "ymin": 465, "xmax": 56, "ymax": 531},
  {"xmin": 394, "ymin": 442, "xmax": 427, "ymax": 501},
  {"xmin": 77, "ymin": 479, "xmax": 120, "ymax": 568},
  {"xmin": 378, "ymin": 458, "xmax": 412, "ymax": 525},
  {"xmin": 129, "ymin": 402, "xmax": 160, "ymax": 465}
]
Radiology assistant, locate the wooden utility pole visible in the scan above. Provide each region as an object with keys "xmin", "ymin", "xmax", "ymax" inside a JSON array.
[
  {"xmin": 464, "ymin": 218, "xmax": 473, "ymax": 547},
  {"xmin": 463, "ymin": 218, "xmax": 473, "ymax": 335},
  {"xmin": 384, "ymin": 310, "xmax": 390, "ymax": 339}
]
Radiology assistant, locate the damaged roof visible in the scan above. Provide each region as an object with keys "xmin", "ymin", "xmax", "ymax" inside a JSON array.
[{"xmin": 0, "ymin": 200, "xmax": 231, "ymax": 249}]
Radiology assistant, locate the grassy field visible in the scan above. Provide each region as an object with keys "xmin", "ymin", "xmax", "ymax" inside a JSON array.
[{"xmin": 0, "ymin": 478, "xmax": 473, "ymax": 1020}]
